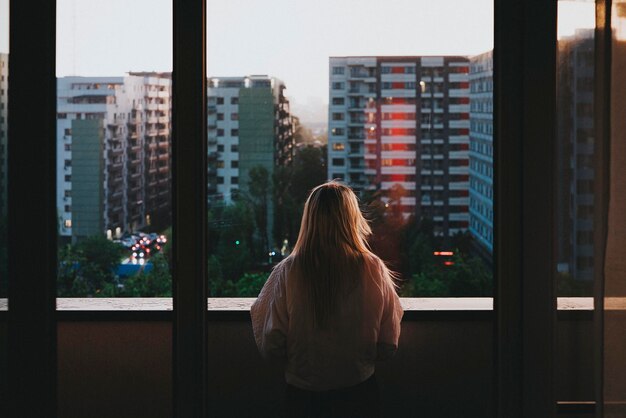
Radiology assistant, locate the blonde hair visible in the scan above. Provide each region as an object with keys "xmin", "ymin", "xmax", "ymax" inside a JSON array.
[{"xmin": 290, "ymin": 181, "xmax": 393, "ymax": 328}]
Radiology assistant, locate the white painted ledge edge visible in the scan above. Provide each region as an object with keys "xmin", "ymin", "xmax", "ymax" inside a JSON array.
[{"xmin": 0, "ymin": 297, "xmax": 598, "ymax": 312}]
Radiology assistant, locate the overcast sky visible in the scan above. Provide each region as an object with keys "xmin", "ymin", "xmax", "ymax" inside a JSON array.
[{"xmin": 1, "ymin": 0, "xmax": 594, "ymax": 121}]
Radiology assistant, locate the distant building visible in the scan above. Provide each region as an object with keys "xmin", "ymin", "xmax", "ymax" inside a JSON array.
[
  {"xmin": 468, "ymin": 51, "xmax": 494, "ymax": 259},
  {"xmin": 328, "ymin": 56, "xmax": 470, "ymax": 237},
  {"xmin": 207, "ymin": 75, "xmax": 295, "ymax": 246},
  {"xmin": 0, "ymin": 53, "xmax": 8, "ymax": 218},
  {"xmin": 556, "ymin": 29, "xmax": 595, "ymax": 280},
  {"xmin": 57, "ymin": 73, "xmax": 172, "ymax": 241}
]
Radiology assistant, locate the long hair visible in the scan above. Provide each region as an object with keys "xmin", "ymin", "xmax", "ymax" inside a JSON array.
[{"xmin": 290, "ymin": 181, "xmax": 391, "ymax": 328}]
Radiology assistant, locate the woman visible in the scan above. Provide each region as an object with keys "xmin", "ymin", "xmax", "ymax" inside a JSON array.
[{"xmin": 251, "ymin": 181, "xmax": 403, "ymax": 418}]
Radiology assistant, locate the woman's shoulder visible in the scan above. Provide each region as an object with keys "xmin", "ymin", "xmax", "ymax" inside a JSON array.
[
  {"xmin": 361, "ymin": 251, "xmax": 385, "ymax": 272},
  {"xmin": 270, "ymin": 255, "xmax": 295, "ymax": 281},
  {"xmin": 361, "ymin": 252, "xmax": 396, "ymax": 290}
]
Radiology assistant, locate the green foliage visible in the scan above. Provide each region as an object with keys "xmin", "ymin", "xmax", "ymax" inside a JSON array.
[
  {"xmin": 235, "ymin": 272, "xmax": 270, "ymax": 297},
  {"xmin": 58, "ymin": 233, "xmax": 172, "ymax": 297},
  {"xmin": 557, "ymin": 272, "xmax": 593, "ymax": 296},
  {"xmin": 248, "ymin": 165, "xmax": 271, "ymax": 252},
  {"xmin": 57, "ymin": 235, "xmax": 125, "ymax": 297},
  {"xmin": 400, "ymin": 253, "xmax": 492, "ymax": 297},
  {"xmin": 117, "ymin": 254, "xmax": 172, "ymax": 297},
  {"xmin": 363, "ymin": 192, "xmax": 492, "ymax": 297},
  {"xmin": 211, "ymin": 202, "xmax": 254, "ymax": 282},
  {"xmin": 273, "ymin": 146, "xmax": 327, "ymax": 247}
]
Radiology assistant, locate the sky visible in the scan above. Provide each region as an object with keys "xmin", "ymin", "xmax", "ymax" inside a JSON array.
[{"xmin": 1, "ymin": 0, "xmax": 594, "ymax": 124}]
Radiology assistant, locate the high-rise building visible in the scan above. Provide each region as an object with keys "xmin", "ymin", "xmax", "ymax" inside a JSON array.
[
  {"xmin": 57, "ymin": 73, "xmax": 172, "ymax": 241},
  {"xmin": 0, "ymin": 53, "xmax": 8, "ymax": 218},
  {"xmin": 556, "ymin": 29, "xmax": 595, "ymax": 280},
  {"xmin": 468, "ymin": 51, "xmax": 494, "ymax": 260},
  {"xmin": 328, "ymin": 56, "xmax": 470, "ymax": 237},
  {"xmin": 207, "ymin": 75, "xmax": 295, "ymax": 246}
]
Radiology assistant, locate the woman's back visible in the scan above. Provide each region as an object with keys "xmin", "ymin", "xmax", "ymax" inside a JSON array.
[
  {"xmin": 251, "ymin": 251, "xmax": 403, "ymax": 391},
  {"xmin": 251, "ymin": 180, "xmax": 403, "ymax": 417}
]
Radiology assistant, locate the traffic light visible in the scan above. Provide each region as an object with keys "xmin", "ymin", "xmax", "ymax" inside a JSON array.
[{"xmin": 234, "ymin": 240, "xmax": 240, "ymax": 246}]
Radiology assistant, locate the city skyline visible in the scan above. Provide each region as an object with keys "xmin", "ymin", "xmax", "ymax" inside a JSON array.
[
  {"xmin": 45, "ymin": 0, "xmax": 594, "ymax": 125},
  {"xmin": 54, "ymin": 0, "xmax": 493, "ymax": 124}
]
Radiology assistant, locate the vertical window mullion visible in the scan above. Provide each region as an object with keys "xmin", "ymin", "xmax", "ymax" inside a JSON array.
[
  {"xmin": 172, "ymin": 0, "xmax": 208, "ymax": 417},
  {"xmin": 495, "ymin": 0, "xmax": 557, "ymax": 416},
  {"xmin": 7, "ymin": 0, "xmax": 58, "ymax": 416}
]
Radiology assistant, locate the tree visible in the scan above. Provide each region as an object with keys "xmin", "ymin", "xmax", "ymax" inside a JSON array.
[
  {"xmin": 235, "ymin": 272, "xmax": 269, "ymax": 297},
  {"xmin": 293, "ymin": 117, "xmax": 315, "ymax": 144},
  {"xmin": 116, "ymin": 253, "xmax": 172, "ymax": 297},
  {"xmin": 248, "ymin": 165, "xmax": 271, "ymax": 253},
  {"xmin": 272, "ymin": 165, "xmax": 299, "ymax": 248},
  {"xmin": 291, "ymin": 146, "xmax": 326, "ymax": 204},
  {"xmin": 57, "ymin": 235, "xmax": 125, "ymax": 297}
]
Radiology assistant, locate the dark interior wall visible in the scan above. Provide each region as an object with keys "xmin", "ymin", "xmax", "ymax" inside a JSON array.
[
  {"xmin": 204, "ymin": 319, "xmax": 496, "ymax": 417},
  {"xmin": 57, "ymin": 319, "xmax": 496, "ymax": 418},
  {"xmin": 0, "ymin": 316, "xmax": 587, "ymax": 418},
  {"xmin": 555, "ymin": 314, "xmax": 594, "ymax": 401},
  {"xmin": 57, "ymin": 322, "xmax": 172, "ymax": 418},
  {"xmin": 0, "ymin": 320, "xmax": 6, "ymax": 418}
]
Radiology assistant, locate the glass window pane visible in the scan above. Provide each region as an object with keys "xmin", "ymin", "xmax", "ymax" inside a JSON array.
[
  {"xmin": 556, "ymin": 0, "xmax": 596, "ymax": 297},
  {"xmin": 604, "ymin": 0, "xmax": 626, "ymax": 413},
  {"xmin": 206, "ymin": 1, "xmax": 493, "ymax": 297},
  {"xmin": 56, "ymin": 1, "xmax": 172, "ymax": 300},
  {"xmin": 206, "ymin": 2, "xmax": 494, "ymax": 416},
  {"xmin": 555, "ymin": 0, "xmax": 596, "ymax": 407}
]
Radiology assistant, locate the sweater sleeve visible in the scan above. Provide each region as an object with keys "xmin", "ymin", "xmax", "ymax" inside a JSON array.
[
  {"xmin": 376, "ymin": 262, "xmax": 404, "ymax": 361},
  {"xmin": 250, "ymin": 263, "xmax": 289, "ymax": 361}
]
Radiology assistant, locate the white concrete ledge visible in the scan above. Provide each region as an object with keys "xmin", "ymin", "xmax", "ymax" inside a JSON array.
[{"xmin": 0, "ymin": 297, "xmax": 597, "ymax": 312}]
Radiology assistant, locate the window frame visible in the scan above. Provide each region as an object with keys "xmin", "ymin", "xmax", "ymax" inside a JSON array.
[{"xmin": 2, "ymin": 0, "xmax": 574, "ymax": 417}]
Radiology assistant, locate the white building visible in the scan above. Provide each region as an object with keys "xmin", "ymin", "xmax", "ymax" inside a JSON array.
[
  {"xmin": 207, "ymin": 75, "xmax": 294, "ymax": 205},
  {"xmin": 328, "ymin": 56, "xmax": 470, "ymax": 237},
  {"xmin": 469, "ymin": 51, "xmax": 494, "ymax": 258},
  {"xmin": 57, "ymin": 74, "xmax": 172, "ymax": 241}
]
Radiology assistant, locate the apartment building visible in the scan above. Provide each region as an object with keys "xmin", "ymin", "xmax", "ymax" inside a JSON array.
[
  {"xmin": 57, "ymin": 73, "xmax": 171, "ymax": 241},
  {"xmin": 328, "ymin": 56, "xmax": 470, "ymax": 237},
  {"xmin": 207, "ymin": 75, "xmax": 295, "ymax": 245},
  {"xmin": 0, "ymin": 53, "xmax": 7, "ymax": 218},
  {"xmin": 469, "ymin": 51, "xmax": 494, "ymax": 260},
  {"xmin": 556, "ymin": 29, "xmax": 595, "ymax": 280}
]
